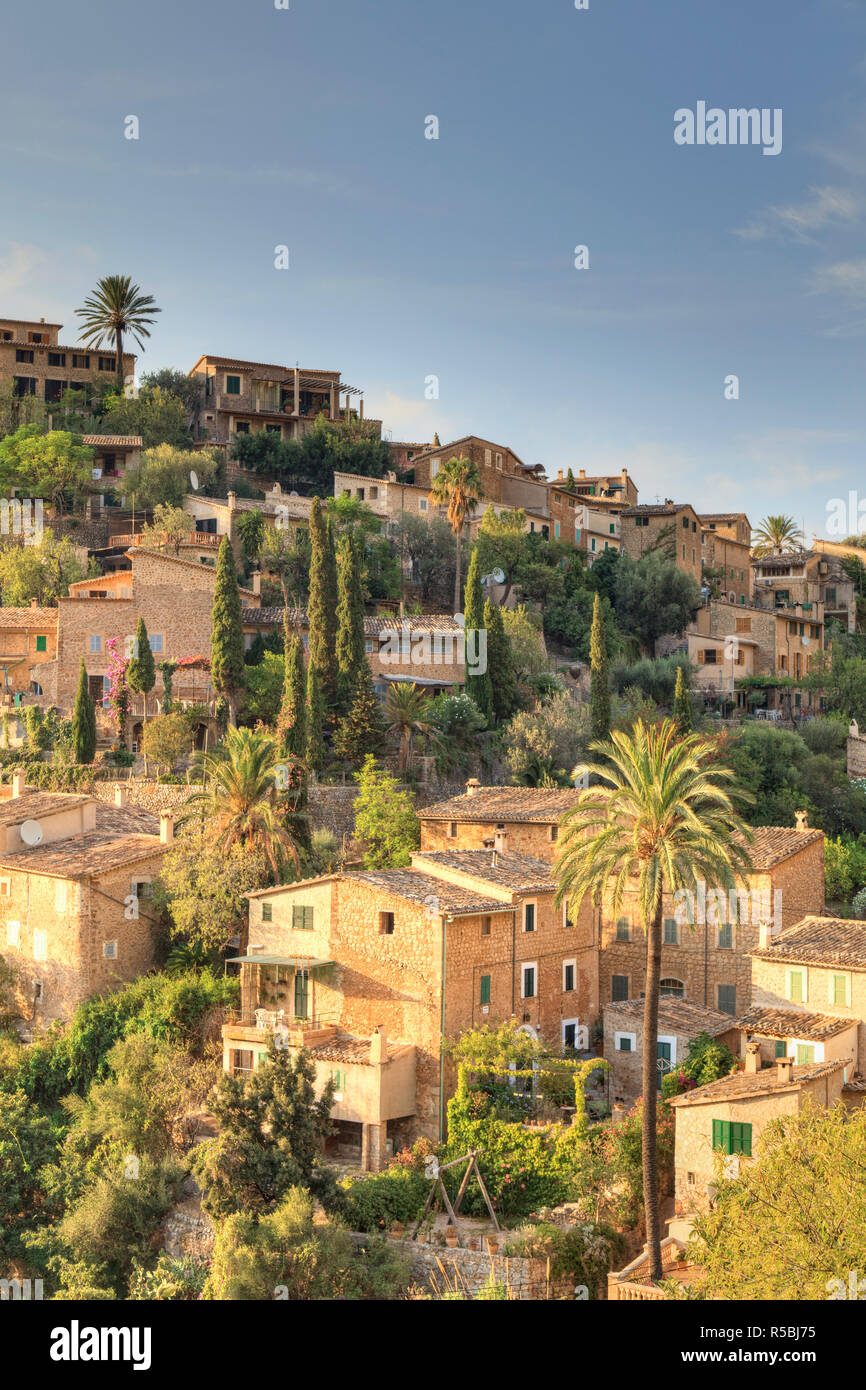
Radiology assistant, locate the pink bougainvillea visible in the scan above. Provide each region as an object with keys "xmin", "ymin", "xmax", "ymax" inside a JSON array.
[{"xmin": 104, "ymin": 638, "xmax": 131, "ymax": 739}]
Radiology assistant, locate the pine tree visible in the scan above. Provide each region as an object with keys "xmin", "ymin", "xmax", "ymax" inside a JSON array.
[
  {"xmin": 305, "ymin": 660, "xmax": 325, "ymax": 775},
  {"xmin": 211, "ymin": 535, "xmax": 246, "ymax": 725},
  {"xmin": 674, "ymin": 664, "xmax": 693, "ymax": 735},
  {"xmin": 127, "ymin": 617, "xmax": 156, "ymax": 717},
  {"xmin": 71, "ymin": 658, "xmax": 96, "ymax": 764},
  {"xmin": 307, "ymin": 499, "xmax": 338, "ymax": 709},
  {"xmin": 277, "ymin": 631, "xmax": 307, "ymax": 758},
  {"xmin": 463, "ymin": 547, "xmax": 492, "ymax": 724},
  {"xmin": 333, "ymin": 664, "xmax": 386, "ymax": 765},
  {"xmin": 335, "ymin": 532, "xmax": 366, "ymax": 711},
  {"xmin": 484, "ymin": 598, "xmax": 517, "ymax": 725},
  {"xmin": 589, "ymin": 592, "xmax": 610, "ymax": 745}
]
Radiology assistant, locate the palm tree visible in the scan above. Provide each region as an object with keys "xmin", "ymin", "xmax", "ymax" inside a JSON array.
[
  {"xmin": 554, "ymin": 719, "xmax": 753, "ymax": 1282},
  {"xmin": 180, "ymin": 726, "xmax": 305, "ymax": 878},
  {"xmin": 384, "ymin": 682, "xmax": 441, "ymax": 771},
  {"xmin": 75, "ymin": 275, "xmax": 161, "ymax": 391},
  {"xmin": 752, "ymin": 515, "xmax": 805, "ymax": 558},
  {"xmin": 430, "ymin": 455, "xmax": 484, "ymax": 611}
]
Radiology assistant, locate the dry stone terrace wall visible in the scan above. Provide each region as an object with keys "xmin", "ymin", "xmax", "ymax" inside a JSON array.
[{"xmin": 377, "ymin": 1236, "xmax": 576, "ymax": 1299}]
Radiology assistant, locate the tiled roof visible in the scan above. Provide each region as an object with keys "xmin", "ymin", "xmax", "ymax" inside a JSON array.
[
  {"xmin": 667, "ymin": 1057, "xmax": 849, "ymax": 1107},
  {"xmin": 82, "ymin": 434, "xmax": 142, "ymax": 447},
  {"xmin": 419, "ymin": 787, "xmax": 582, "ymax": 823},
  {"xmin": 237, "ymin": 608, "xmax": 463, "ymax": 634},
  {"xmin": 736, "ymin": 1006, "xmax": 855, "ymax": 1042},
  {"xmin": 242, "ymin": 607, "xmax": 304, "ymax": 627},
  {"xmin": 605, "ymin": 997, "xmax": 735, "ymax": 1037},
  {"xmin": 0, "ymin": 792, "xmax": 91, "ymax": 826},
  {"xmin": 0, "ymin": 608, "xmax": 58, "ymax": 629},
  {"xmin": 0, "ymin": 828, "xmax": 163, "ymax": 878},
  {"xmin": 699, "ymin": 513, "xmax": 750, "ymax": 524},
  {"xmin": 752, "ymin": 915, "xmax": 866, "ymax": 970},
  {"xmin": 621, "ymin": 503, "xmax": 691, "ymax": 517},
  {"xmin": 740, "ymin": 826, "xmax": 824, "ymax": 869},
  {"xmin": 308, "ymin": 1033, "xmax": 410, "ymax": 1065},
  {"xmin": 412, "ymin": 849, "xmax": 554, "ymax": 892},
  {"xmin": 341, "ymin": 869, "xmax": 502, "ymax": 914}
]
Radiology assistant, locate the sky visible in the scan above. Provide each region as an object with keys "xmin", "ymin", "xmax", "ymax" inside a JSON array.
[{"xmin": 1, "ymin": 0, "xmax": 864, "ymax": 538}]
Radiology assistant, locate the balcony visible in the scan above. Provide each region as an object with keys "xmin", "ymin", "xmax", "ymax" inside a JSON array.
[
  {"xmin": 222, "ymin": 1009, "xmax": 340, "ymax": 1050},
  {"xmin": 111, "ymin": 531, "xmax": 221, "ymax": 550}
]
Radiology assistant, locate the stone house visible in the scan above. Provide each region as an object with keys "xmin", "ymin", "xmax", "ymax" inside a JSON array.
[
  {"xmin": 691, "ymin": 597, "xmax": 824, "ymax": 714},
  {"xmin": 619, "ymin": 501, "xmax": 703, "ymax": 587},
  {"xmin": 668, "ymin": 1051, "xmax": 852, "ymax": 1213},
  {"xmin": 753, "ymin": 547, "xmax": 855, "ymax": 635},
  {"xmin": 0, "ymin": 779, "xmax": 171, "ymax": 1028},
  {"xmin": 419, "ymin": 783, "xmax": 582, "ymax": 861},
  {"xmin": 183, "ymin": 485, "xmax": 315, "ymax": 563},
  {"xmin": 82, "ymin": 434, "xmax": 142, "ymax": 503},
  {"xmin": 222, "ymin": 841, "xmax": 597, "ymax": 1166},
  {"xmin": 0, "ymin": 316, "xmax": 135, "ymax": 406},
  {"xmin": 698, "ymin": 512, "xmax": 752, "ymax": 607},
  {"xmin": 0, "ymin": 604, "xmax": 58, "ymax": 697},
  {"xmin": 548, "ymin": 468, "xmax": 635, "ymax": 554},
  {"xmin": 409, "ymin": 435, "xmax": 551, "ymax": 524},
  {"xmin": 603, "ymin": 997, "xmax": 739, "ymax": 1104}
]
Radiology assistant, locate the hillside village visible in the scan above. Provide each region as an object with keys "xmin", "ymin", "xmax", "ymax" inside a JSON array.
[{"xmin": 3, "ymin": 295, "xmax": 866, "ymax": 1304}]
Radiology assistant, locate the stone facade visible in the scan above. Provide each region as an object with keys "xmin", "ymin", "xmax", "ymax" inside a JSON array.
[
  {"xmin": 0, "ymin": 605, "xmax": 58, "ymax": 695},
  {"xmin": 603, "ymin": 998, "xmax": 739, "ymax": 1104},
  {"xmin": 620, "ymin": 502, "xmax": 703, "ymax": 586},
  {"xmin": 0, "ymin": 316, "xmax": 135, "ymax": 404}
]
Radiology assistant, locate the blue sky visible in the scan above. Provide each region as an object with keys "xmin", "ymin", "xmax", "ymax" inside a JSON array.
[{"xmin": 2, "ymin": 0, "xmax": 864, "ymax": 536}]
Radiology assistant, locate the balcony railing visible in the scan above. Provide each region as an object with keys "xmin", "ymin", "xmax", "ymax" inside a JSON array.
[{"xmin": 111, "ymin": 531, "xmax": 221, "ymax": 549}]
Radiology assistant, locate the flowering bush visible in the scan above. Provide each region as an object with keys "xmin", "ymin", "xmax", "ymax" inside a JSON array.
[{"xmin": 104, "ymin": 639, "xmax": 131, "ymax": 739}]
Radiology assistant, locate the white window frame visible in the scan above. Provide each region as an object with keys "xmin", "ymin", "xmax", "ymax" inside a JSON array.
[
  {"xmin": 149, "ymin": 634, "xmax": 164, "ymax": 654},
  {"xmin": 521, "ymin": 961, "xmax": 537, "ymax": 999},
  {"xmin": 523, "ymin": 899, "xmax": 537, "ymax": 933},
  {"xmin": 786, "ymin": 967, "xmax": 807, "ymax": 1004},
  {"xmin": 33, "ymin": 928, "xmax": 47, "ymax": 961},
  {"xmin": 614, "ymin": 1030, "xmax": 637, "ymax": 1053},
  {"xmin": 419, "ymin": 497, "xmax": 428, "ymax": 513},
  {"xmin": 658, "ymin": 1034, "xmax": 677, "ymax": 1066},
  {"xmin": 562, "ymin": 1018, "xmax": 582, "ymax": 1049},
  {"xmin": 562, "ymin": 957, "xmax": 576, "ymax": 993},
  {"xmin": 828, "ymin": 972, "xmax": 851, "ymax": 1008},
  {"xmin": 89, "ymin": 634, "xmax": 102, "ymax": 653},
  {"xmin": 6, "ymin": 920, "xmax": 20, "ymax": 948}
]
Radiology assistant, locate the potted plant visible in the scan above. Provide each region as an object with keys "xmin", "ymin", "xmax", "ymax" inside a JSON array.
[{"xmin": 487, "ymin": 1236, "xmax": 500, "ymax": 1257}]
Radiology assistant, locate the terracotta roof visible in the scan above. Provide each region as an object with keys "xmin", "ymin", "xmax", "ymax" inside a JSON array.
[
  {"xmin": 308, "ymin": 1033, "xmax": 410, "ymax": 1065},
  {"xmin": 82, "ymin": 434, "xmax": 142, "ymax": 448},
  {"xmin": 736, "ymin": 1006, "xmax": 855, "ymax": 1042},
  {"xmin": 237, "ymin": 608, "xmax": 462, "ymax": 634},
  {"xmin": 740, "ymin": 826, "xmax": 824, "ymax": 869},
  {"xmin": 242, "ymin": 607, "xmax": 302, "ymax": 627},
  {"xmin": 699, "ymin": 513, "xmax": 750, "ymax": 524},
  {"xmin": 189, "ymin": 354, "xmax": 340, "ymax": 377},
  {"xmin": 0, "ymin": 792, "xmax": 92, "ymax": 826},
  {"xmin": 752, "ymin": 915, "xmax": 866, "ymax": 970},
  {"xmin": 341, "ymin": 869, "xmax": 502, "ymax": 914},
  {"xmin": 621, "ymin": 503, "xmax": 693, "ymax": 517},
  {"xmin": 605, "ymin": 997, "xmax": 735, "ymax": 1037},
  {"xmin": 419, "ymin": 787, "xmax": 582, "ymax": 823},
  {"xmin": 0, "ymin": 608, "xmax": 57, "ymax": 629},
  {"xmin": 668, "ymin": 1057, "xmax": 850, "ymax": 1106},
  {"xmin": 0, "ymin": 828, "xmax": 163, "ymax": 878},
  {"xmin": 412, "ymin": 849, "xmax": 554, "ymax": 893}
]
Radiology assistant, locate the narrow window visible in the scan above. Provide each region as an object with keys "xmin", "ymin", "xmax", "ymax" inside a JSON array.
[
  {"xmin": 611, "ymin": 974, "xmax": 629, "ymax": 1002},
  {"xmin": 379, "ymin": 911, "xmax": 395, "ymax": 935},
  {"xmin": 261, "ymin": 902, "xmax": 273, "ymax": 922},
  {"xmin": 524, "ymin": 903, "xmax": 535, "ymax": 933},
  {"xmin": 479, "ymin": 974, "xmax": 491, "ymax": 1005},
  {"xmin": 480, "ymin": 916, "xmax": 491, "ymax": 937},
  {"xmin": 563, "ymin": 962, "xmax": 575, "ymax": 993}
]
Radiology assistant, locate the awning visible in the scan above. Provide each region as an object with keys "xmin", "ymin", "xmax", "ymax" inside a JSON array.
[{"xmin": 227, "ymin": 955, "xmax": 334, "ymax": 969}]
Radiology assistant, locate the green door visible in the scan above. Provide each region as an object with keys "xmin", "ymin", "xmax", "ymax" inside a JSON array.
[
  {"xmin": 657, "ymin": 1041, "xmax": 672, "ymax": 1090},
  {"xmin": 293, "ymin": 970, "xmax": 309, "ymax": 1021}
]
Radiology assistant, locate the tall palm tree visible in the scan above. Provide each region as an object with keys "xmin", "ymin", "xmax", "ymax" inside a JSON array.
[
  {"xmin": 384, "ymin": 681, "xmax": 441, "ymax": 771},
  {"xmin": 554, "ymin": 719, "xmax": 753, "ymax": 1282},
  {"xmin": 430, "ymin": 455, "xmax": 484, "ymax": 611},
  {"xmin": 75, "ymin": 275, "xmax": 161, "ymax": 391},
  {"xmin": 180, "ymin": 726, "xmax": 305, "ymax": 878},
  {"xmin": 752, "ymin": 514, "xmax": 805, "ymax": 558}
]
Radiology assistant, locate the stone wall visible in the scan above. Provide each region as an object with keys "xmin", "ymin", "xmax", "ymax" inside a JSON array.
[
  {"xmin": 848, "ymin": 729, "xmax": 866, "ymax": 779},
  {"xmin": 389, "ymin": 1237, "xmax": 575, "ymax": 1299}
]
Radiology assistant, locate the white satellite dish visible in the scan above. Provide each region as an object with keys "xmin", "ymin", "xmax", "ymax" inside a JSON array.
[
  {"xmin": 189, "ymin": 470, "xmax": 199, "ymax": 492},
  {"xmin": 491, "ymin": 567, "xmax": 505, "ymax": 585},
  {"xmin": 20, "ymin": 819, "xmax": 43, "ymax": 847},
  {"xmin": 802, "ymin": 635, "xmax": 810, "ymax": 647}
]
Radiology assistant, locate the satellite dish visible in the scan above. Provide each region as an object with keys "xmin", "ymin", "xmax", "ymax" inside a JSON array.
[
  {"xmin": 19, "ymin": 820, "xmax": 43, "ymax": 847},
  {"xmin": 803, "ymin": 635, "xmax": 810, "ymax": 646},
  {"xmin": 491, "ymin": 568, "xmax": 505, "ymax": 585},
  {"xmin": 189, "ymin": 470, "xmax": 199, "ymax": 492}
]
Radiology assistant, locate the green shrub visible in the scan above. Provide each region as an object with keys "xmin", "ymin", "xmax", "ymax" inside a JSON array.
[
  {"xmin": 341, "ymin": 1166, "xmax": 430, "ymax": 1232},
  {"xmin": 504, "ymin": 1220, "xmax": 626, "ymax": 1299},
  {"xmin": 128, "ymin": 1253, "xmax": 209, "ymax": 1301}
]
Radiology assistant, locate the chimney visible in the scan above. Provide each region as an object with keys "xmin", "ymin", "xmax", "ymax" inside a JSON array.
[
  {"xmin": 578, "ymin": 469, "xmax": 586, "ymax": 479},
  {"xmin": 465, "ymin": 778, "xmax": 481, "ymax": 797},
  {"xmin": 159, "ymin": 812, "xmax": 174, "ymax": 845},
  {"xmin": 757, "ymin": 920, "xmax": 772, "ymax": 949},
  {"xmin": 369, "ymin": 1025, "xmax": 386, "ymax": 1066},
  {"xmin": 252, "ymin": 571, "xmax": 262, "ymax": 597},
  {"xmin": 494, "ymin": 829, "xmax": 508, "ymax": 854},
  {"xmin": 621, "ymin": 469, "xmax": 628, "ymax": 481},
  {"xmin": 744, "ymin": 1041, "xmax": 761, "ymax": 1075},
  {"xmin": 227, "ymin": 490, "xmax": 237, "ymax": 511},
  {"xmin": 114, "ymin": 785, "xmax": 127, "ymax": 808},
  {"xmin": 12, "ymin": 772, "xmax": 25, "ymax": 798},
  {"xmin": 775, "ymin": 1056, "xmax": 794, "ymax": 1085},
  {"xmin": 30, "ymin": 597, "xmax": 37, "ymax": 609},
  {"xmin": 795, "ymin": 810, "xmax": 809, "ymax": 831},
  {"xmin": 557, "ymin": 470, "xmax": 564, "ymax": 481}
]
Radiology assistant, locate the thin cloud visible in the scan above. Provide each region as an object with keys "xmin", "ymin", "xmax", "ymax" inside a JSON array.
[{"xmin": 734, "ymin": 186, "xmax": 862, "ymax": 242}]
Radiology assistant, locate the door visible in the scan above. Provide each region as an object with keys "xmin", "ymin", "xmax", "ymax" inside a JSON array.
[
  {"xmin": 293, "ymin": 970, "xmax": 309, "ymax": 1022},
  {"xmin": 657, "ymin": 1040, "xmax": 672, "ymax": 1090}
]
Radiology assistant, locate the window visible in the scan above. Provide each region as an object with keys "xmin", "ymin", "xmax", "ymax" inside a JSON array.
[
  {"xmin": 48, "ymin": 351, "xmax": 66, "ymax": 366},
  {"xmin": 103, "ymin": 941, "xmax": 117, "ymax": 959},
  {"xmin": 294, "ymin": 970, "xmax": 309, "ymax": 1019},
  {"xmin": 131, "ymin": 880, "xmax": 153, "ymax": 901},
  {"xmin": 419, "ymin": 498, "xmax": 428, "ymax": 513},
  {"xmin": 0, "ymin": 879, "xmax": 10, "ymax": 898},
  {"xmin": 480, "ymin": 974, "xmax": 491, "ymax": 1005},
  {"xmin": 718, "ymin": 984, "xmax": 737, "ymax": 1015},
  {"xmin": 15, "ymin": 349, "xmax": 34, "ymax": 363},
  {"xmin": 330, "ymin": 1069, "xmax": 345, "ymax": 1097},
  {"xmin": 682, "ymin": 516, "xmax": 689, "ymax": 529},
  {"xmin": 480, "ymin": 916, "xmax": 491, "ymax": 937},
  {"xmin": 830, "ymin": 973, "xmax": 850, "ymax": 1007},
  {"xmin": 521, "ymin": 963, "xmax": 536, "ymax": 998},
  {"xmin": 235, "ymin": 422, "xmax": 250, "ymax": 434},
  {"xmin": 523, "ymin": 902, "xmax": 535, "ymax": 933},
  {"xmin": 33, "ymin": 929, "xmax": 47, "ymax": 961},
  {"xmin": 563, "ymin": 961, "xmax": 575, "ymax": 993},
  {"xmin": 149, "ymin": 634, "xmax": 164, "ymax": 654},
  {"xmin": 495, "ymin": 453, "xmax": 503, "ymax": 471},
  {"xmin": 226, "ymin": 375, "xmax": 241, "ymax": 394},
  {"xmin": 6, "ymin": 921, "xmax": 20, "ymax": 948},
  {"xmin": 796, "ymin": 1044, "xmax": 815, "ymax": 1065},
  {"xmin": 379, "ymin": 911, "xmax": 395, "ymax": 935},
  {"xmin": 663, "ymin": 917, "xmax": 677, "ymax": 945},
  {"xmin": 775, "ymin": 1039, "xmax": 787, "ymax": 1058},
  {"xmin": 786, "ymin": 969, "xmax": 806, "ymax": 1004},
  {"xmin": 292, "ymin": 905, "xmax": 314, "ymax": 931},
  {"xmin": 615, "ymin": 1032, "xmax": 635, "ymax": 1052},
  {"xmin": 55, "ymin": 882, "xmax": 67, "ymax": 912},
  {"xmin": 563, "ymin": 1022, "xmax": 577, "ymax": 1050},
  {"xmin": 72, "ymin": 353, "xmax": 90, "ymax": 369},
  {"xmin": 660, "ymin": 978, "xmax": 684, "ymax": 998},
  {"xmin": 712, "ymin": 1119, "xmax": 752, "ymax": 1156},
  {"xmin": 609, "ymin": 523, "xmax": 615, "ymax": 534},
  {"xmin": 261, "ymin": 902, "xmax": 273, "ymax": 922},
  {"xmin": 89, "ymin": 634, "xmax": 102, "ymax": 653},
  {"xmin": 364, "ymin": 639, "xmax": 374, "ymax": 654},
  {"xmin": 98, "ymin": 356, "xmax": 116, "ymax": 373},
  {"xmin": 13, "ymin": 377, "xmax": 36, "ymax": 396},
  {"xmin": 718, "ymin": 922, "xmax": 733, "ymax": 950},
  {"xmin": 29, "ymin": 332, "xmax": 43, "ymax": 343},
  {"xmin": 611, "ymin": 974, "xmax": 629, "ymax": 1002},
  {"xmin": 554, "ymin": 522, "xmax": 560, "ymax": 539},
  {"xmin": 448, "ymin": 821, "xmax": 457, "ymax": 839},
  {"xmin": 35, "ymin": 634, "xmax": 47, "ymax": 652},
  {"xmin": 616, "ymin": 917, "xmax": 630, "ymax": 941},
  {"xmin": 549, "ymin": 824, "xmax": 558, "ymax": 842}
]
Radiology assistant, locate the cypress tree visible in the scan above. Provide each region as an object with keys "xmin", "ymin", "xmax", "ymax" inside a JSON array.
[
  {"xmin": 71, "ymin": 658, "xmax": 96, "ymax": 764},
  {"xmin": 674, "ymin": 664, "xmax": 693, "ymax": 735},
  {"xmin": 211, "ymin": 535, "xmax": 246, "ymax": 725},
  {"xmin": 307, "ymin": 499, "xmax": 338, "ymax": 708},
  {"xmin": 335, "ymin": 532, "xmax": 366, "ymax": 710},
  {"xmin": 277, "ymin": 630, "xmax": 307, "ymax": 758},
  {"xmin": 589, "ymin": 592, "xmax": 610, "ymax": 745},
  {"xmin": 127, "ymin": 617, "xmax": 156, "ymax": 716},
  {"xmin": 463, "ymin": 547, "xmax": 492, "ymax": 724},
  {"xmin": 333, "ymin": 663, "xmax": 386, "ymax": 765},
  {"xmin": 484, "ymin": 598, "xmax": 516, "ymax": 725},
  {"xmin": 305, "ymin": 660, "xmax": 325, "ymax": 775}
]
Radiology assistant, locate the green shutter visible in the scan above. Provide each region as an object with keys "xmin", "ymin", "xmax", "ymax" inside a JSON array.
[
  {"xmin": 775, "ymin": 1040, "xmax": 786, "ymax": 1058},
  {"xmin": 712, "ymin": 1118, "xmax": 725, "ymax": 1152},
  {"xmin": 293, "ymin": 905, "xmax": 314, "ymax": 930},
  {"xmin": 833, "ymin": 974, "xmax": 847, "ymax": 1005},
  {"xmin": 663, "ymin": 918, "xmax": 677, "ymax": 944},
  {"xmin": 480, "ymin": 974, "xmax": 491, "ymax": 1005}
]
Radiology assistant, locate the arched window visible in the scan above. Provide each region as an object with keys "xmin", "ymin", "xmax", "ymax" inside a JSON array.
[{"xmin": 660, "ymin": 978, "xmax": 685, "ymax": 998}]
